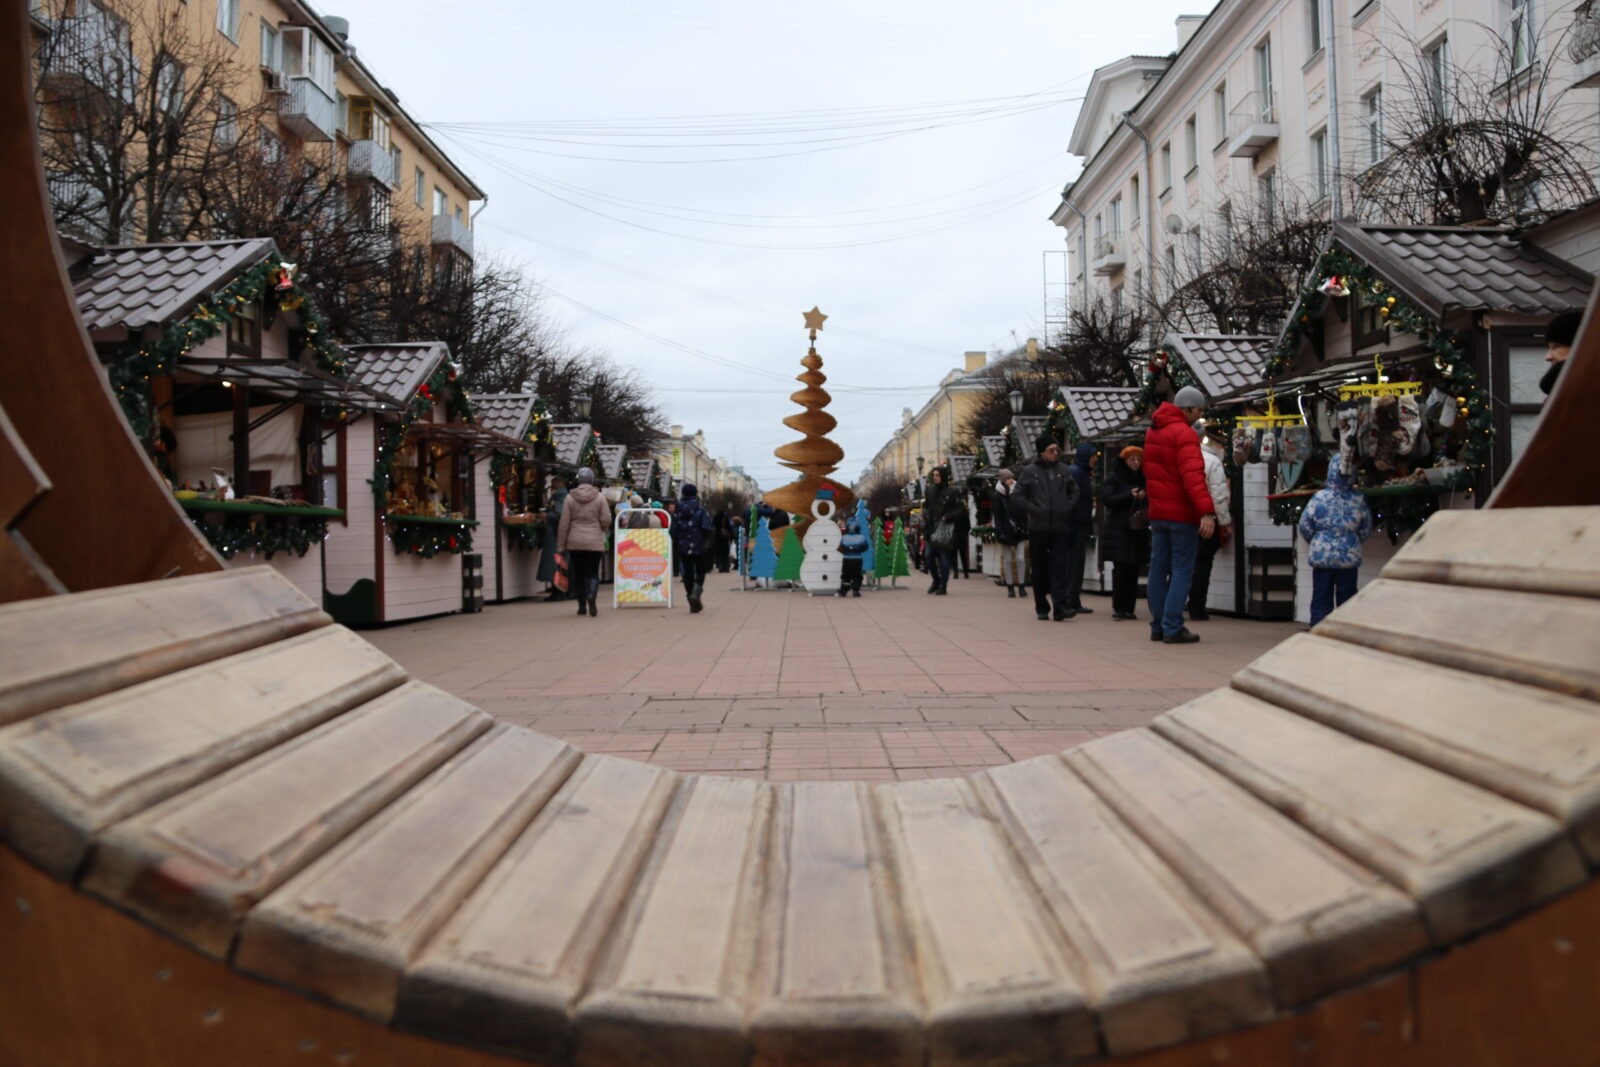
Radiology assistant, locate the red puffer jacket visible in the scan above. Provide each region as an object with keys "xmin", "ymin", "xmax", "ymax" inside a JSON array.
[{"xmin": 1143, "ymin": 403, "xmax": 1215, "ymax": 524}]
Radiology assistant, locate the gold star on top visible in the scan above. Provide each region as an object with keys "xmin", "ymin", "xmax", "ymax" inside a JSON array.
[{"xmin": 802, "ymin": 306, "xmax": 828, "ymax": 333}]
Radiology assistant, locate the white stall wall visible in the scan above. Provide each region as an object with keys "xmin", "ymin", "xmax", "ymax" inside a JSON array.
[
  {"xmin": 323, "ymin": 419, "xmax": 376, "ymax": 605},
  {"xmin": 384, "ymin": 549, "xmax": 465, "ymax": 621},
  {"xmin": 224, "ymin": 545, "xmax": 323, "ymax": 605}
]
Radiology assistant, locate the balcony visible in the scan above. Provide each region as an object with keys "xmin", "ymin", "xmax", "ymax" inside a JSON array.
[
  {"xmin": 1571, "ymin": 1, "xmax": 1600, "ymax": 86},
  {"xmin": 348, "ymin": 140, "xmax": 396, "ymax": 186},
  {"xmin": 47, "ymin": 172, "xmax": 110, "ymax": 240},
  {"xmin": 278, "ymin": 76, "xmax": 337, "ymax": 142},
  {"xmin": 41, "ymin": 12, "xmax": 139, "ymax": 106},
  {"xmin": 1091, "ymin": 233, "xmax": 1126, "ymax": 276},
  {"xmin": 1227, "ymin": 91, "xmax": 1280, "ymax": 158},
  {"xmin": 431, "ymin": 213, "xmax": 475, "ymax": 259}
]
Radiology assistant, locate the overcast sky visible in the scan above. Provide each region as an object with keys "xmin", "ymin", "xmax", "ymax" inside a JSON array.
[{"xmin": 326, "ymin": 1, "xmax": 1208, "ymax": 491}]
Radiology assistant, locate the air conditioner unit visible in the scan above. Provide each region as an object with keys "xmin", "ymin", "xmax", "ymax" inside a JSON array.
[
  {"xmin": 1165, "ymin": 213, "xmax": 1185, "ymax": 234},
  {"xmin": 262, "ymin": 69, "xmax": 288, "ymax": 94}
]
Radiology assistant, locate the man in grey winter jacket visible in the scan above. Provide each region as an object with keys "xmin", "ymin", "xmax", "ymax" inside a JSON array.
[{"xmin": 1015, "ymin": 434, "xmax": 1080, "ymax": 621}]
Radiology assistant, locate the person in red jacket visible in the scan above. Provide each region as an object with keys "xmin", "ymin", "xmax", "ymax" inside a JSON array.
[{"xmin": 1142, "ymin": 386, "xmax": 1216, "ymax": 644}]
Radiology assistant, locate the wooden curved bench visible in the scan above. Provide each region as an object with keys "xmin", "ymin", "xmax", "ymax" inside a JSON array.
[{"xmin": 3, "ymin": 8, "xmax": 1598, "ymax": 1065}]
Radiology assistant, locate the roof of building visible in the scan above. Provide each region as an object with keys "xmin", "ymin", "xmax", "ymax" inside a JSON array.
[
  {"xmin": 1332, "ymin": 221, "xmax": 1594, "ymax": 319},
  {"xmin": 71, "ymin": 239, "xmax": 276, "ymax": 332},
  {"xmin": 472, "ymin": 393, "xmax": 536, "ymax": 441},
  {"xmin": 550, "ymin": 422, "xmax": 593, "ymax": 467},
  {"xmin": 1060, "ymin": 386, "xmax": 1140, "ymax": 441},
  {"xmin": 1011, "ymin": 415, "xmax": 1050, "ymax": 461},
  {"xmin": 1164, "ymin": 334, "xmax": 1274, "ymax": 399},
  {"xmin": 344, "ymin": 342, "xmax": 450, "ymax": 403},
  {"xmin": 597, "ymin": 443, "xmax": 629, "ymax": 480}
]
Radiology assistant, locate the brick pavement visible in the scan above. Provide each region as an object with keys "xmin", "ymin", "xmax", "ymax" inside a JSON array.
[{"xmin": 364, "ymin": 572, "xmax": 1297, "ymax": 781}]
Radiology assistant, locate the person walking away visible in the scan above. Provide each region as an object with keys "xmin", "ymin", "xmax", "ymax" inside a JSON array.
[
  {"xmin": 538, "ymin": 475, "xmax": 569, "ymax": 601},
  {"xmin": 1064, "ymin": 442, "xmax": 1098, "ymax": 613},
  {"xmin": 1298, "ymin": 455, "xmax": 1373, "ymax": 626},
  {"xmin": 672, "ymin": 483, "xmax": 715, "ymax": 613},
  {"xmin": 921, "ymin": 466, "xmax": 962, "ymax": 595},
  {"xmin": 1143, "ymin": 387, "xmax": 1216, "ymax": 644},
  {"xmin": 712, "ymin": 508, "xmax": 733, "ymax": 572},
  {"xmin": 990, "ymin": 468, "xmax": 1029, "ymax": 598},
  {"xmin": 1187, "ymin": 423, "xmax": 1233, "ymax": 621},
  {"xmin": 838, "ymin": 517, "xmax": 868, "ymax": 597},
  {"xmin": 556, "ymin": 467, "xmax": 612, "ymax": 618},
  {"xmin": 1015, "ymin": 435, "xmax": 1079, "ymax": 621},
  {"xmin": 1540, "ymin": 310, "xmax": 1582, "ymax": 398},
  {"xmin": 1100, "ymin": 446, "xmax": 1148, "ymax": 620},
  {"xmin": 952, "ymin": 483, "xmax": 972, "ymax": 578}
]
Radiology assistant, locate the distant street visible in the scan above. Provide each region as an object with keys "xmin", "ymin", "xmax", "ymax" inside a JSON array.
[{"xmin": 365, "ymin": 577, "xmax": 1295, "ymax": 780}]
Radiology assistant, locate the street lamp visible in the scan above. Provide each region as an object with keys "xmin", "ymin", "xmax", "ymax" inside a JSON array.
[
  {"xmin": 575, "ymin": 394, "xmax": 593, "ymax": 421},
  {"xmin": 916, "ymin": 455, "xmax": 925, "ymax": 474},
  {"xmin": 1008, "ymin": 389, "xmax": 1024, "ymax": 415}
]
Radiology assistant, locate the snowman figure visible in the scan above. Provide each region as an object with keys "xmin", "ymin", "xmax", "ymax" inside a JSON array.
[{"xmin": 799, "ymin": 486, "xmax": 843, "ymax": 594}]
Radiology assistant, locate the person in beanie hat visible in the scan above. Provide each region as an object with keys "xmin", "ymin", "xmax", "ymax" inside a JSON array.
[
  {"xmin": 557, "ymin": 467, "xmax": 611, "ymax": 617},
  {"xmin": 1142, "ymin": 385, "xmax": 1215, "ymax": 643},
  {"xmin": 1100, "ymin": 445, "xmax": 1148, "ymax": 619},
  {"xmin": 990, "ymin": 467, "xmax": 1028, "ymax": 598},
  {"xmin": 1015, "ymin": 433, "xmax": 1079, "ymax": 620},
  {"xmin": 671, "ymin": 483, "xmax": 715, "ymax": 613}
]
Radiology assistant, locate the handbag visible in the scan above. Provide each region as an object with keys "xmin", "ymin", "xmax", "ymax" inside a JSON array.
[
  {"xmin": 930, "ymin": 519, "xmax": 957, "ymax": 551},
  {"xmin": 552, "ymin": 551, "xmax": 570, "ymax": 592},
  {"xmin": 1128, "ymin": 504, "xmax": 1149, "ymax": 531}
]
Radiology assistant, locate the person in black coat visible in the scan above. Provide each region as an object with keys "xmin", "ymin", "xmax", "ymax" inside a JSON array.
[
  {"xmin": 1100, "ymin": 445, "xmax": 1149, "ymax": 620},
  {"xmin": 921, "ymin": 465, "xmax": 963, "ymax": 595}
]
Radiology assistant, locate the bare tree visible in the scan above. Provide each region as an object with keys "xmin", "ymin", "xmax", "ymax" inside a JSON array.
[{"xmin": 1354, "ymin": 23, "xmax": 1596, "ymax": 225}]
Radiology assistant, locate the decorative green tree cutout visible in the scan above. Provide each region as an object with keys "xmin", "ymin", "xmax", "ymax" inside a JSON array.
[
  {"xmin": 879, "ymin": 519, "xmax": 910, "ymax": 580},
  {"xmin": 773, "ymin": 525, "xmax": 805, "ymax": 583}
]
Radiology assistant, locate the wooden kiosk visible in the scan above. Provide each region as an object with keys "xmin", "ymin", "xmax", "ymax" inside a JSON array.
[{"xmin": 470, "ymin": 393, "xmax": 545, "ymax": 604}]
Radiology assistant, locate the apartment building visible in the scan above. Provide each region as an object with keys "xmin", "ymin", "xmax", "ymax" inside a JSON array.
[
  {"xmin": 31, "ymin": 0, "xmax": 482, "ymax": 256},
  {"xmin": 1052, "ymin": 0, "xmax": 1600, "ymax": 312},
  {"xmin": 861, "ymin": 348, "xmax": 1013, "ymax": 490}
]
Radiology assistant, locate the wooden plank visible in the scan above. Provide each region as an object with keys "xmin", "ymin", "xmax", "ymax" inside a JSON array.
[
  {"xmin": 0, "ymin": 627, "xmax": 405, "ymax": 880},
  {"xmin": 235, "ymin": 725, "xmax": 579, "ymax": 1020},
  {"xmin": 1383, "ymin": 507, "xmax": 1600, "ymax": 598},
  {"xmin": 0, "ymin": 567, "xmax": 327, "ymax": 726},
  {"xmin": 1155, "ymin": 690, "xmax": 1587, "ymax": 942},
  {"xmin": 575, "ymin": 775, "xmax": 771, "ymax": 1067},
  {"xmin": 1237, "ymin": 634, "xmax": 1600, "ymax": 864},
  {"xmin": 976, "ymin": 757, "xmax": 1272, "ymax": 1055},
  {"xmin": 875, "ymin": 778, "xmax": 1096, "ymax": 1067},
  {"xmin": 81, "ymin": 683, "xmax": 489, "ymax": 958},
  {"xmin": 1066, "ymin": 729, "xmax": 1427, "ymax": 1007},
  {"xmin": 1315, "ymin": 578, "xmax": 1600, "ymax": 701},
  {"xmin": 397, "ymin": 755, "xmax": 676, "ymax": 1063},
  {"xmin": 750, "ymin": 782, "xmax": 922, "ymax": 1067}
]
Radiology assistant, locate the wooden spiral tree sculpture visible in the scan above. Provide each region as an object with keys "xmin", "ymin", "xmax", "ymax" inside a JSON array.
[{"xmin": 762, "ymin": 307, "xmax": 853, "ymax": 519}]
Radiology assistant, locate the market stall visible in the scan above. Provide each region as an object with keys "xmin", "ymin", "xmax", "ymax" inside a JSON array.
[
  {"xmin": 71, "ymin": 238, "xmax": 402, "ymax": 605},
  {"xmin": 1053, "ymin": 386, "xmax": 1141, "ymax": 596},
  {"xmin": 470, "ymin": 393, "xmax": 542, "ymax": 604},
  {"xmin": 321, "ymin": 342, "xmax": 522, "ymax": 626}
]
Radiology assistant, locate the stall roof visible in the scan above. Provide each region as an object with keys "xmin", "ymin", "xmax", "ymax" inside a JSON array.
[
  {"xmin": 597, "ymin": 443, "xmax": 629, "ymax": 480},
  {"xmin": 1164, "ymin": 334, "xmax": 1274, "ymax": 400},
  {"xmin": 550, "ymin": 422, "xmax": 593, "ymax": 467},
  {"xmin": 1324, "ymin": 221, "xmax": 1593, "ymax": 320},
  {"xmin": 1059, "ymin": 386, "xmax": 1140, "ymax": 442},
  {"xmin": 72, "ymin": 238, "xmax": 276, "ymax": 332},
  {"xmin": 406, "ymin": 421, "xmax": 527, "ymax": 454},
  {"xmin": 179, "ymin": 357, "xmax": 404, "ymax": 412},
  {"xmin": 344, "ymin": 343, "xmax": 450, "ymax": 405},
  {"xmin": 472, "ymin": 393, "xmax": 537, "ymax": 442},
  {"xmin": 1010, "ymin": 415, "xmax": 1049, "ymax": 461}
]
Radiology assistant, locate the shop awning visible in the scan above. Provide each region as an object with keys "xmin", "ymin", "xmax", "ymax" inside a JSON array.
[
  {"xmin": 1221, "ymin": 346, "xmax": 1435, "ymax": 404},
  {"xmin": 405, "ymin": 421, "xmax": 528, "ymax": 454},
  {"xmin": 178, "ymin": 357, "xmax": 406, "ymax": 412}
]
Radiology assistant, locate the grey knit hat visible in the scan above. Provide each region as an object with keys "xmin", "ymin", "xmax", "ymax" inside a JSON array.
[
  {"xmin": 576, "ymin": 467, "xmax": 595, "ymax": 484},
  {"xmin": 1173, "ymin": 385, "xmax": 1207, "ymax": 408},
  {"xmin": 998, "ymin": 468, "xmax": 1015, "ymax": 481}
]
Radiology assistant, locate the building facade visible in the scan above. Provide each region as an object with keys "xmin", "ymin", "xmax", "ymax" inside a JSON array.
[{"xmin": 861, "ymin": 349, "xmax": 1007, "ymax": 491}]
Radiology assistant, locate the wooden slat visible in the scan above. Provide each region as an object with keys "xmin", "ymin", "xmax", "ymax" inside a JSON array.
[
  {"xmin": 750, "ymin": 782, "xmax": 922, "ymax": 1067},
  {"xmin": 875, "ymin": 778, "xmax": 1096, "ymax": 1067},
  {"xmin": 976, "ymin": 757, "xmax": 1272, "ymax": 1055},
  {"xmin": 0, "ymin": 568, "xmax": 326, "ymax": 726},
  {"xmin": 1156, "ymin": 690, "xmax": 1587, "ymax": 942},
  {"xmin": 1237, "ymin": 634, "xmax": 1600, "ymax": 864},
  {"xmin": 0, "ymin": 627, "xmax": 405, "ymax": 880},
  {"xmin": 81, "ymin": 683, "xmax": 489, "ymax": 957},
  {"xmin": 1316, "ymin": 578, "xmax": 1600, "ymax": 701},
  {"xmin": 397, "ymin": 756, "xmax": 676, "ymax": 1062},
  {"xmin": 1383, "ymin": 507, "xmax": 1600, "ymax": 598},
  {"xmin": 1066, "ymin": 729, "xmax": 1428, "ymax": 1006},
  {"xmin": 576, "ymin": 776, "xmax": 771, "ymax": 1067},
  {"xmin": 236, "ymin": 725, "xmax": 578, "ymax": 1020}
]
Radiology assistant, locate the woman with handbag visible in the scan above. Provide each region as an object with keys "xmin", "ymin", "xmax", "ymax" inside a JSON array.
[
  {"xmin": 990, "ymin": 468, "xmax": 1028, "ymax": 599},
  {"xmin": 556, "ymin": 467, "xmax": 612, "ymax": 618},
  {"xmin": 922, "ymin": 465, "xmax": 962, "ymax": 595},
  {"xmin": 1100, "ymin": 445, "xmax": 1149, "ymax": 621}
]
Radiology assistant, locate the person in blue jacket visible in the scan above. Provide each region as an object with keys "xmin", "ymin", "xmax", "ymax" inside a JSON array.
[
  {"xmin": 1064, "ymin": 442, "xmax": 1098, "ymax": 613},
  {"xmin": 838, "ymin": 517, "xmax": 868, "ymax": 597},
  {"xmin": 1298, "ymin": 455, "xmax": 1373, "ymax": 626}
]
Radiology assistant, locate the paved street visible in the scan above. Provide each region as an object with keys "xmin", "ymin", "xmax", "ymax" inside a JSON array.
[{"xmin": 365, "ymin": 575, "xmax": 1296, "ymax": 781}]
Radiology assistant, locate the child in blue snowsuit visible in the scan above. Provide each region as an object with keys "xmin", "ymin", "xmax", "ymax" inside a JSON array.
[
  {"xmin": 838, "ymin": 518, "xmax": 868, "ymax": 597},
  {"xmin": 1297, "ymin": 455, "xmax": 1373, "ymax": 626}
]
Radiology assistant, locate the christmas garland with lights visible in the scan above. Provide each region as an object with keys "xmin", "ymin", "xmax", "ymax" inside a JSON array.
[
  {"xmin": 109, "ymin": 255, "xmax": 342, "ymax": 449},
  {"xmin": 1266, "ymin": 248, "xmax": 1492, "ymax": 481},
  {"xmin": 369, "ymin": 362, "xmax": 479, "ymax": 509},
  {"xmin": 1133, "ymin": 347, "xmax": 1196, "ymax": 416},
  {"xmin": 187, "ymin": 511, "xmax": 327, "ymax": 560},
  {"xmin": 502, "ymin": 520, "xmax": 545, "ymax": 551},
  {"xmin": 386, "ymin": 517, "xmax": 474, "ymax": 558}
]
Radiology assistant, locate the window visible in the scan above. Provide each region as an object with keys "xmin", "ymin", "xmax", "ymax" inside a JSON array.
[
  {"xmin": 216, "ymin": 0, "xmax": 240, "ymax": 41},
  {"xmin": 390, "ymin": 146, "xmax": 403, "ymax": 187},
  {"xmin": 1185, "ymin": 115, "xmax": 1198, "ymax": 172},
  {"xmin": 227, "ymin": 300, "xmax": 261, "ymax": 355},
  {"xmin": 1219, "ymin": 199, "xmax": 1234, "ymax": 254},
  {"xmin": 335, "ymin": 91, "xmax": 347, "ymax": 137},
  {"xmin": 455, "ymin": 204, "xmax": 464, "ymax": 223},
  {"xmin": 1509, "ymin": 0, "xmax": 1533, "ymax": 71},
  {"xmin": 414, "ymin": 166, "xmax": 425, "ymax": 207},
  {"xmin": 280, "ymin": 25, "xmax": 336, "ymax": 95},
  {"xmin": 1258, "ymin": 167, "xmax": 1278, "ymax": 215},
  {"xmin": 1362, "ymin": 87, "xmax": 1383, "ymax": 164},
  {"xmin": 360, "ymin": 187, "xmax": 392, "ymax": 230},
  {"xmin": 433, "ymin": 186, "xmax": 447, "ymax": 216},
  {"xmin": 1093, "ymin": 211, "xmax": 1103, "ymax": 242},
  {"xmin": 259, "ymin": 20, "xmax": 281, "ymax": 71},
  {"xmin": 1108, "ymin": 194, "xmax": 1123, "ymax": 235},
  {"xmin": 1255, "ymin": 38, "xmax": 1274, "ymax": 121},
  {"xmin": 348, "ymin": 98, "xmax": 392, "ymax": 148},
  {"xmin": 1129, "ymin": 175, "xmax": 1140, "ymax": 222},
  {"xmin": 1165, "ymin": 245, "xmax": 1178, "ymax": 291},
  {"xmin": 1308, "ymin": 0, "xmax": 1324, "ymax": 54},
  {"xmin": 1310, "ymin": 128, "xmax": 1329, "ymax": 200},
  {"xmin": 1159, "ymin": 141, "xmax": 1173, "ymax": 192},
  {"xmin": 214, "ymin": 95, "xmax": 238, "ymax": 146},
  {"xmin": 1424, "ymin": 37, "xmax": 1450, "ymax": 117},
  {"xmin": 1186, "ymin": 227, "xmax": 1202, "ymax": 269},
  {"xmin": 258, "ymin": 126, "xmax": 284, "ymax": 166},
  {"xmin": 1213, "ymin": 84, "xmax": 1228, "ymax": 147},
  {"xmin": 155, "ymin": 59, "xmax": 185, "ymax": 115},
  {"xmin": 1111, "ymin": 285, "xmax": 1123, "ymax": 313}
]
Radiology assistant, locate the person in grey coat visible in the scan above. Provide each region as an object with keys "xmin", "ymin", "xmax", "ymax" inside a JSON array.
[{"xmin": 1014, "ymin": 434, "xmax": 1080, "ymax": 621}]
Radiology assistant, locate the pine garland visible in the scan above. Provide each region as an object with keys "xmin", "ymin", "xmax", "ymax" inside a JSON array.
[
  {"xmin": 1133, "ymin": 347, "xmax": 1196, "ymax": 416},
  {"xmin": 188, "ymin": 511, "xmax": 327, "ymax": 560},
  {"xmin": 386, "ymin": 517, "xmax": 474, "ymax": 558}
]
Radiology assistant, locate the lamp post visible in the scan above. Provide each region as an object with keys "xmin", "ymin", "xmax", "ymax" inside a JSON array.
[
  {"xmin": 1008, "ymin": 389, "xmax": 1024, "ymax": 415},
  {"xmin": 915, "ymin": 455, "xmax": 925, "ymax": 501},
  {"xmin": 575, "ymin": 394, "xmax": 593, "ymax": 421}
]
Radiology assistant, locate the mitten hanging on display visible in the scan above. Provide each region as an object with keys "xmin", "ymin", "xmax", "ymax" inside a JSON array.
[
  {"xmin": 1279, "ymin": 425, "xmax": 1311, "ymax": 465},
  {"xmin": 1258, "ymin": 427, "xmax": 1278, "ymax": 462},
  {"xmin": 1335, "ymin": 401, "xmax": 1363, "ymax": 475},
  {"xmin": 1232, "ymin": 426, "xmax": 1254, "ymax": 466}
]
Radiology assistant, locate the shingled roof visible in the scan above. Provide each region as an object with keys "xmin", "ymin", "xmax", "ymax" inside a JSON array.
[
  {"xmin": 1331, "ymin": 221, "xmax": 1593, "ymax": 319},
  {"xmin": 1011, "ymin": 415, "xmax": 1049, "ymax": 461},
  {"xmin": 472, "ymin": 393, "xmax": 536, "ymax": 442},
  {"xmin": 72, "ymin": 239, "xmax": 276, "ymax": 332},
  {"xmin": 597, "ymin": 443, "xmax": 628, "ymax": 480},
  {"xmin": 344, "ymin": 343, "xmax": 449, "ymax": 405},
  {"xmin": 1059, "ymin": 386, "xmax": 1140, "ymax": 442},
  {"xmin": 549, "ymin": 423, "xmax": 593, "ymax": 467},
  {"xmin": 1165, "ymin": 334, "xmax": 1273, "ymax": 400}
]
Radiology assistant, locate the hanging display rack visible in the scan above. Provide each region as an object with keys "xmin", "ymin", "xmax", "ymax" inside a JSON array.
[
  {"xmin": 1236, "ymin": 390, "xmax": 1307, "ymax": 429},
  {"xmin": 1337, "ymin": 355, "xmax": 1423, "ymax": 401}
]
